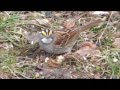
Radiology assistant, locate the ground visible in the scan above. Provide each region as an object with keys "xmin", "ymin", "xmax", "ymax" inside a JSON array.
[{"xmin": 0, "ymin": 11, "xmax": 120, "ymax": 79}]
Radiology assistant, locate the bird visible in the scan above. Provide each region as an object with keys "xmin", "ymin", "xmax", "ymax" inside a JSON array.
[{"xmin": 38, "ymin": 19, "xmax": 101, "ymax": 54}]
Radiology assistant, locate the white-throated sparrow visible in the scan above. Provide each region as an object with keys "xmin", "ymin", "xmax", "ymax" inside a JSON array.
[{"xmin": 38, "ymin": 19, "xmax": 101, "ymax": 54}]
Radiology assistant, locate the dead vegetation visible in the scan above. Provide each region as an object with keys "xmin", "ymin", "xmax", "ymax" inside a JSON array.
[{"xmin": 0, "ymin": 11, "xmax": 120, "ymax": 79}]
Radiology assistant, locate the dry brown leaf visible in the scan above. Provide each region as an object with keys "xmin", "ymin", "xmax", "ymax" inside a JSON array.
[
  {"xmin": 46, "ymin": 55, "xmax": 65, "ymax": 68},
  {"xmin": 94, "ymin": 73, "xmax": 101, "ymax": 79},
  {"xmin": 47, "ymin": 60, "xmax": 61, "ymax": 68},
  {"xmin": 113, "ymin": 32, "xmax": 120, "ymax": 38},
  {"xmin": 80, "ymin": 41, "xmax": 97, "ymax": 49},
  {"xmin": 71, "ymin": 72, "xmax": 80, "ymax": 78},
  {"xmin": 46, "ymin": 58, "xmax": 61, "ymax": 68},
  {"xmin": 63, "ymin": 18, "xmax": 76, "ymax": 29},
  {"xmin": 35, "ymin": 19, "xmax": 50, "ymax": 25},
  {"xmin": 112, "ymin": 38, "xmax": 120, "ymax": 48},
  {"xmin": 0, "ymin": 71, "xmax": 12, "ymax": 79},
  {"xmin": 73, "ymin": 41, "xmax": 101, "ymax": 60}
]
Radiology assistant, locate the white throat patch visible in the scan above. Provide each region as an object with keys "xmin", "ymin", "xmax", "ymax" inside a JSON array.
[{"xmin": 41, "ymin": 38, "xmax": 53, "ymax": 44}]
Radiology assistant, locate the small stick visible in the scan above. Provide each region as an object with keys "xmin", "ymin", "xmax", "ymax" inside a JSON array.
[{"xmin": 77, "ymin": 19, "xmax": 102, "ymax": 32}]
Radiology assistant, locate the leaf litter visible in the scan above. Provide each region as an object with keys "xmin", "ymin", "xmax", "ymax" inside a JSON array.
[{"xmin": 0, "ymin": 11, "xmax": 120, "ymax": 79}]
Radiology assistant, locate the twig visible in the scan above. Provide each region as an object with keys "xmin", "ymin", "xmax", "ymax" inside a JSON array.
[
  {"xmin": 15, "ymin": 72, "xmax": 32, "ymax": 79},
  {"xmin": 35, "ymin": 19, "xmax": 50, "ymax": 28},
  {"xmin": 77, "ymin": 19, "xmax": 102, "ymax": 32},
  {"xmin": 2, "ymin": 33, "xmax": 22, "ymax": 47},
  {"xmin": 7, "ymin": 67, "xmax": 21, "ymax": 79},
  {"xmin": 96, "ymin": 11, "xmax": 113, "ymax": 46},
  {"xmin": 7, "ymin": 65, "xmax": 32, "ymax": 79},
  {"xmin": 4, "ymin": 11, "xmax": 10, "ymax": 17},
  {"xmin": 17, "ymin": 56, "xmax": 33, "ymax": 61}
]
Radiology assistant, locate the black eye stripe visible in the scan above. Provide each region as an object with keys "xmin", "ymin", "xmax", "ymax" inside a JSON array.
[
  {"xmin": 48, "ymin": 30, "xmax": 50, "ymax": 35},
  {"xmin": 41, "ymin": 29, "xmax": 52, "ymax": 36}
]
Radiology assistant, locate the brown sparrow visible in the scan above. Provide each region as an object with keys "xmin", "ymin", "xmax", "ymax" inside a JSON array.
[{"xmin": 38, "ymin": 19, "xmax": 101, "ymax": 54}]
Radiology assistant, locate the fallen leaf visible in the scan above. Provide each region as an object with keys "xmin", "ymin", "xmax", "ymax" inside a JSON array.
[
  {"xmin": 0, "ymin": 71, "xmax": 12, "ymax": 79},
  {"xmin": 94, "ymin": 73, "xmax": 101, "ymax": 79},
  {"xmin": 112, "ymin": 38, "xmax": 120, "ymax": 48},
  {"xmin": 46, "ymin": 55, "xmax": 65, "ymax": 68},
  {"xmin": 35, "ymin": 19, "xmax": 49, "ymax": 25},
  {"xmin": 80, "ymin": 41, "xmax": 97, "ymax": 49},
  {"xmin": 71, "ymin": 72, "xmax": 80, "ymax": 78},
  {"xmin": 73, "ymin": 41, "xmax": 101, "ymax": 60},
  {"xmin": 47, "ymin": 58, "xmax": 61, "ymax": 68},
  {"xmin": 63, "ymin": 18, "xmax": 76, "ymax": 29},
  {"xmin": 113, "ymin": 32, "xmax": 120, "ymax": 38}
]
